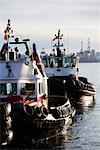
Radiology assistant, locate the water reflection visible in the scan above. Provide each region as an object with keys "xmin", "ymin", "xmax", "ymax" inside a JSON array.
[
  {"xmin": 5, "ymin": 126, "xmax": 73, "ymax": 149},
  {"xmin": 76, "ymin": 101, "xmax": 95, "ymax": 114},
  {"xmin": 64, "ymin": 102, "xmax": 100, "ymax": 150}
]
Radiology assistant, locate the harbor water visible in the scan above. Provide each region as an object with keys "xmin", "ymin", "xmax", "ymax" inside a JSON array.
[
  {"xmin": 52, "ymin": 63, "xmax": 100, "ymax": 150},
  {"xmin": 4, "ymin": 63, "xmax": 100, "ymax": 150}
]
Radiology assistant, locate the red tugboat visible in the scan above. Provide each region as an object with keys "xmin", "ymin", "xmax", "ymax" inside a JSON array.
[{"xmin": 0, "ymin": 20, "xmax": 75, "ymax": 146}]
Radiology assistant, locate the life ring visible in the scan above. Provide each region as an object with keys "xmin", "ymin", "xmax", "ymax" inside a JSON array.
[
  {"xmin": 41, "ymin": 105, "xmax": 48, "ymax": 118},
  {"xmin": 34, "ymin": 106, "xmax": 42, "ymax": 118},
  {"xmin": 23, "ymin": 105, "xmax": 34, "ymax": 116}
]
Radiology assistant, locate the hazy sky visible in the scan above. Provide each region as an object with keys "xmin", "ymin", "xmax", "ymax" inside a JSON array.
[{"xmin": 0, "ymin": 0, "xmax": 100, "ymax": 53}]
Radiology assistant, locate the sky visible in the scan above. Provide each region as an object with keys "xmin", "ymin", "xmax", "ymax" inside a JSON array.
[{"xmin": 0, "ymin": 0, "xmax": 100, "ymax": 54}]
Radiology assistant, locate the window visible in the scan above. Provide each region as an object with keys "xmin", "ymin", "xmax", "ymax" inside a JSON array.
[
  {"xmin": 20, "ymin": 83, "xmax": 35, "ymax": 95},
  {"xmin": 41, "ymin": 57, "xmax": 48, "ymax": 67},
  {"xmin": 49, "ymin": 57, "xmax": 53, "ymax": 67},
  {"xmin": 0, "ymin": 84, "xmax": 6, "ymax": 95},
  {"xmin": 0, "ymin": 83, "xmax": 17, "ymax": 95}
]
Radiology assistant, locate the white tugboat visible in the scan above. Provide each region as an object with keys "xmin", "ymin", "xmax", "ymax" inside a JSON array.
[
  {"xmin": 40, "ymin": 30, "xmax": 79, "ymax": 97},
  {"xmin": 40, "ymin": 30, "xmax": 79, "ymax": 78},
  {"xmin": 40, "ymin": 30, "xmax": 96, "ymax": 105},
  {"xmin": 0, "ymin": 20, "xmax": 75, "ymax": 146}
]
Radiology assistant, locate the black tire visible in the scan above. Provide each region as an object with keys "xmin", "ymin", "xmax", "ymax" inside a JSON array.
[
  {"xmin": 50, "ymin": 107, "xmax": 63, "ymax": 118},
  {"xmin": 60, "ymin": 108, "xmax": 68, "ymax": 117},
  {"xmin": 84, "ymin": 84, "xmax": 88, "ymax": 90},
  {"xmin": 23, "ymin": 105, "xmax": 34, "ymax": 116},
  {"xmin": 68, "ymin": 79, "xmax": 76, "ymax": 87},
  {"xmin": 34, "ymin": 106, "xmax": 42, "ymax": 118},
  {"xmin": 1, "ymin": 116, "xmax": 12, "ymax": 130},
  {"xmin": 41, "ymin": 106, "xmax": 48, "ymax": 118},
  {"xmin": 1, "ymin": 129, "xmax": 13, "ymax": 145},
  {"xmin": 79, "ymin": 76, "xmax": 88, "ymax": 83},
  {"xmin": 78, "ymin": 81, "xmax": 85, "ymax": 90},
  {"xmin": 57, "ymin": 108, "xmax": 63, "ymax": 118},
  {"xmin": 1, "ymin": 103, "xmax": 11, "ymax": 117}
]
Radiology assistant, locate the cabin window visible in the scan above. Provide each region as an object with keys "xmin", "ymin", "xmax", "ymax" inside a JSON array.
[
  {"xmin": 64, "ymin": 57, "xmax": 72, "ymax": 67},
  {"xmin": 0, "ymin": 83, "xmax": 17, "ymax": 95},
  {"xmin": 71, "ymin": 57, "xmax": 76, "ymax": 67},
  {"xmin": 58, "ymin": 57, "xmax": 63, "ymax": 67},
  {"xmin": 0, "ymin": 84, "xmax": 6, "ymax": 95},
  {"xmin": 41, "ymin": 57, "xmax": 48, "ymax": 67},
  {"xmin": 20, "ymin": 83, "xmax": 35, "ymax": 95},
  {"xmin": 63, "ymin": 58, "xmax": 69, "ymax": 67},
  {"xmin": 54, "ymin": 57, "xmax": 59, "ymax": 67},
  {"xmin": 49, "ymin": 57, "xmax": 53, "ymax": 68},
  {"xmin": 53, "ymin": 57, "xmax": 63, "ymax": 67}
]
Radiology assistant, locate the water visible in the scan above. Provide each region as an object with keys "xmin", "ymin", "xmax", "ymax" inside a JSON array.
[
  {"xmin": 53, "ymin": 63, "xmax": 100, "ymax": 150},
  {"xmin": 4, "ymin": 63, "xmax": 100, "ymax": 150}
]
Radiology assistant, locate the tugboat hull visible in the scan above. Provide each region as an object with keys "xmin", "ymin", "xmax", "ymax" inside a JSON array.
[{"xmin": 47, "ymin": 76, "xmax": 96, "ymax": 106}]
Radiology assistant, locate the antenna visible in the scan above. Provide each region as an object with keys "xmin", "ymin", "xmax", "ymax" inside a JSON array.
[
  {"xmin": 87, "ymin": 38, "xmax": 90, "ymax": 52},
  {"xmin": 66, "ymin": 33, "xmax": 69, "ymax": 55},
  {"xmin": 52, "ymin": 29, "xmax": 63, "ymax": 56},
  {"xmin": 80, "ymin": 41, "xmax": 83, "ymax": 53}
]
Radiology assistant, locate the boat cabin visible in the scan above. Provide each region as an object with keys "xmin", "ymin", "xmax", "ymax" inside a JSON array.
[
  {"xmin": 0, "ymin": 20, "xmax": 48, "ymax": 109},
  {"xmin": 40, "ymin": 30, "xmax": 79, "ymax": 77},
  {"xmin": 40, "ymin": 54, "xmax": 79, "ymax": 77},
  {"xmin": 41, "ymin": 54, "xmax": 78, "ymax": 68}
]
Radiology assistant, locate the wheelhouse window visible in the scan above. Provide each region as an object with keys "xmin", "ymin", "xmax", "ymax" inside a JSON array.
[
  {"xmin": 49, "ymin": 57, "xmax": 53, "ymax": 67},
  {"xmin": 64, "ymin": 57, "xmax": 70, "ymax": 67},
  {"xmin": 71, "ymin": 57, "xmax": 77, "ymax": 67},
  {"xmin": 0, "ymin": 83, "xmax": 17, "ymax": 95},
  {"xmin": 54, "ymin": 57, "xmax": 59, "ymax": 67},
  {"xmin": 20, "ymin": 83, "xmax": 35, "ymax": 95},
  {"xmin": 41, "ymin": 57, "xmax": 48, "ymax": 67}
]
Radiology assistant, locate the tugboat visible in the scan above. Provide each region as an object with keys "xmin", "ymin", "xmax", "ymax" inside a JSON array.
[
  {"xmin": 0, "ymin": 20, "xmax": 75, "ymax": 146},
  {"xmin": 40, "ymin": 30, "xmax": 96, "ymax": 105},
  {"xmin": 40, "ymin": 30, "xmax": 79, "ymax": 97},
  {"xmin": 70, "ymin": 76, "xmax": 96, "ymax": 106}
]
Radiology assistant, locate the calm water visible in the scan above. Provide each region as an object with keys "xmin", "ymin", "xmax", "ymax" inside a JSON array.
[
  {"xmin": 5, "ymin": 63, "xmax": 100, "ymax": 150},
  {"xmin": 52, "ymin": 63, "xmax": 100, "ymax": 150}
]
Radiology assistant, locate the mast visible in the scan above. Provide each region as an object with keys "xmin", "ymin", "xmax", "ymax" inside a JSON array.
[
  {"xmin": 4, "ymin": 19, "xmax": 12, "ymax": 61},
  {"xmin": 53, "ymin": 29, "xmax": 63, "ymax": 56}
]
